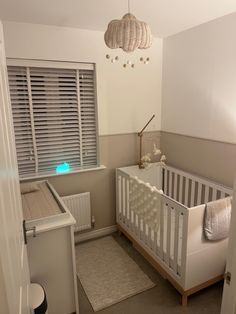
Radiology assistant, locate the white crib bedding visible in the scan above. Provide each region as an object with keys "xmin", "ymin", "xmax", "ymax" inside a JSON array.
[{"xmin": 128, "ymin": 174, "xmax": 184, "ymax": 269}]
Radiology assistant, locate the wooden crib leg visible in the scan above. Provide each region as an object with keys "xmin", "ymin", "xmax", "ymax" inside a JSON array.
[{"xmin": 181, "ymin": 294, "xmax": 188, "ymax": 307}]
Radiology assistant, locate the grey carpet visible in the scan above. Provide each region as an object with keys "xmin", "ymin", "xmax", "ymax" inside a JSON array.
[
  {"xmin": 75, "ymin": 236, "xmax": 155, "ymax": 311},
  {"xmin": 78, "ymin": 233, "xmax": 223, "ymax": 314}
]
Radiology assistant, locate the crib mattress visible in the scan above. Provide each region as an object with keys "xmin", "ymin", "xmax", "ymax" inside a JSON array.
[{"xmin": 21, "ymin": 181, "xmax": 62, "ymax": 220}]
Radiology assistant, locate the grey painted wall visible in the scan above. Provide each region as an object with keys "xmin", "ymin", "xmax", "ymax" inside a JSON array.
[{"xmin": 161, "ymin": 131, "xmax": 236, "ymax": 188}]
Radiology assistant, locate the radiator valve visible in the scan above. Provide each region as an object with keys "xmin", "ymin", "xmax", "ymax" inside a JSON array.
[{"xmin": 91, "ymin": 215, "xmax": 95, "ymax": 228}]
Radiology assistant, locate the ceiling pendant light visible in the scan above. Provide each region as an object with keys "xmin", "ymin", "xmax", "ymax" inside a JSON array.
[{"xmin": 104, "ymin": 0, "xmax": 152, "ymax": 53}]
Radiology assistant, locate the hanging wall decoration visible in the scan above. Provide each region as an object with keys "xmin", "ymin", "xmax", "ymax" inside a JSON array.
[{"xmin": 104, "ymin": 0, "xmax": 152, "ymax": 68}]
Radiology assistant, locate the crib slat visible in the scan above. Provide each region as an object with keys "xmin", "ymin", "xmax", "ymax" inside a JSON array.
[
  {"xmin": 118, "ymin": 176, "xmax": 122, "ymax": 221},
  {"xmin": 179, "ymin": 175, "xmax": 183, "ymax": 203},
  {"xmin": 143, "ymin": 222, "xmax": 146, "ymax": 243},
  {"xmin": 126, "ymin": 178, "xmax": 130, "ymax": 226},
  {"xmin": 159, "ymin": 202, "xmax": 164, "ymax": 260},
  {"xmin": 124, "ymin": 178, "xmax": 127, "ymax": 225},
  {"xmin": 212, "ymin": 188, "xmax": 217, "ymax": 201},
  {"xmin": 153, "ymin": 230, "xmax": 157, "ymax": 254},
  {"xmin": 190, "ymin": 180, "xmax": 195, "ymax": 207},
  {"xmin": 173, "ymin": 210, "xmax": 180, "ymax": 273},
  {"xmin": 204, "ymin": 186, "xmax": 210, "ymax": 203},
  {"xmin": 133, "ymin": 213, "xmax": 136, "ymax": 235},
  {"xmin": 166, "ymin": 205, "xmax": 172, "ymax": 266},
  {"xmin": 135, "ymin": 214, "xmax": 139, "ymax": 236},
  {"xmin": 122, "ymin": 177, "xmax": 126, "ymax": 223},
  {"xmin": 180, "ymin": 212, "xmax": 188, "ymax": 277},
  {"xmin": 138, "ymin": 216, "xmax": 144, "ymax": 241},
  {"xmin": 147, "ymin": 226, "xmax": 152, "ymax": 248},
  {"xmin": 164, "ymin": 168, "xmax": 168, "ymax": 194},
  {"xmin": 197, "ymin": 183, "xmax": 202, "ymax": 205},
  {"xmin": 150, "ymin": 229, "xmax": 154, "ymax": 250},
  {"xmin": 220, "ymin": 191, "xmax": 225, "ymax": 199},
  {"xmin": 130, "ymin": 210, "xmax": 133, "ymax": 233},
  {"xmin": 185, "ymin": 177, "xmax": 189, "ymax": 207},
  {"xmin": 132, "ymin": 212, "xmax": 136, "ymax": 234},
  {"xmin": 145, "ymin": 223, "xmax": 148, "ymax": 245},
  {"xmin": 169, "ymin": 171, "xmax": 173, "ymax": 198},
  {"xmin": 174, "ymin": 174, "xmax": 178, "ymax": 200},
  {"xmin": 120, "ymin": 176, "xmax": 124, "ymax": 222},
  {"xmin": 136, "ymin": 214, "xmax": 139, "ymax": 237}
]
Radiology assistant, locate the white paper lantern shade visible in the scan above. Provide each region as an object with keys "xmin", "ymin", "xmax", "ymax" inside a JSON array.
[{"xmin": 104, "ymin": 13, "xmax": 152, "ymax": 53}]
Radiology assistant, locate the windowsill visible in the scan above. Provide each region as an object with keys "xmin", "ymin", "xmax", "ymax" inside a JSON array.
[{"xmin": 20, "ymin": 165, "xmax": 106, "ymax": 182}]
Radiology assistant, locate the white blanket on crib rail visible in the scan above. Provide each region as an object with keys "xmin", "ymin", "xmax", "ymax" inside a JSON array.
[
  {"xmin": 204, "ymin": 197, "xmax": 232, "ymax": 241},
  {"xmin": 129, "ymin": 176, "xmax": 163, "ymax": 232}
]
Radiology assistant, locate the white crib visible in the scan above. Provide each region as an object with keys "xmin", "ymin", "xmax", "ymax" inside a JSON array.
[{"xmin": 116, "ymin": 163, "xmax": 232, "ymax": 306}]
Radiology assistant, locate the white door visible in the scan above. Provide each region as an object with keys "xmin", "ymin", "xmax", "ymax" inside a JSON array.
[
  {"xmin": 0, "ymin": 21, "xmax": 31, "ymax": 314},
  {"xmin": 221, "ymin": 176, "xmax": 236, "ymax": 314}
]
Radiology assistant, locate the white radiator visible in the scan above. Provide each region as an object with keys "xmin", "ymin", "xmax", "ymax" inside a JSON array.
[{"xmin": 62, "ymin": 192, "xmax": 91, "ymax": 232}]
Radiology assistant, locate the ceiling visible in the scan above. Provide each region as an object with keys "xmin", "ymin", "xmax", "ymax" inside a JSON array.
[{"xmin": 0, "ymin": 0, "xmax": 235, "ymax": 38}]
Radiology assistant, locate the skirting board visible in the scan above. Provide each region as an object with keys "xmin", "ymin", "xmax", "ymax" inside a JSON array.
[{"xmin": 74, "ymin": 225, "xmax": 117, "ymax": 244}]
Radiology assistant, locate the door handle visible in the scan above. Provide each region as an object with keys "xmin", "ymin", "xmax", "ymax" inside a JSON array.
[{"xmin": 23, "ymin": 220, "xmax": 36, "ymax": 244}]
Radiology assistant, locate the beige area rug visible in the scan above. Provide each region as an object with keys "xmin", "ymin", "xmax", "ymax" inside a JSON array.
[{"xmin": 75, "ymin": 236, "xmax": 155, "ymax": 312}]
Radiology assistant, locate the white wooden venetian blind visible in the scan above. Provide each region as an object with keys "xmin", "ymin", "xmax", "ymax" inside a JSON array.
[
  {"xmin": 79, "ymin": 69, "xmax": 97, "ymax": 167},
  {"xmin": 8, "ymin": 66, "xmax": 36, "ymax": 176},
  {"xmin": 7, "ymin": 61, "xmax": 98, "ymax": 178}
]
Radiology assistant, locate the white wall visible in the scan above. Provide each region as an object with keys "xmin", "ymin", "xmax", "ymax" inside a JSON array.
[
  {"xmin": 162, "ymin": 12, "xmax": 236, "ymax": 143},
  {"xmin": 3, "ymin": 21, "xmax": 163, "ymax": 136}
]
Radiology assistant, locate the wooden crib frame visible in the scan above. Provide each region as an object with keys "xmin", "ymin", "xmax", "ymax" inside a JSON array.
[{"xmin": 116, "ymin": 163, "xmax": 232, "ymax": 306}]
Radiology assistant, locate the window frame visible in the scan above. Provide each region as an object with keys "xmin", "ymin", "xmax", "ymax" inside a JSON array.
[{"xmin": 7, "ymin": 58, "xmax": 100, "ymax": 179}]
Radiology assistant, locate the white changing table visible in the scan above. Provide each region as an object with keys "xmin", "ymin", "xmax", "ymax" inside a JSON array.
[{"xmin": 22, "ymin": 180, "xmax": 79, "ymax": 314}]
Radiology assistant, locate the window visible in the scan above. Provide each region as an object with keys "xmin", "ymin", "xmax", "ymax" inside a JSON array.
[{"xmin": 7, "ymin": 60, "xmax": 98, "ymax": 178}]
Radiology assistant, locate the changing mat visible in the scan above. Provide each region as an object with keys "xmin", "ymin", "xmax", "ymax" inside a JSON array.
[
  {"xmin": 204, "ymin": 197, "xmax": 232, "ymax": 241},
  {"xmin": 21, "ymin": 182, "xmax": 62, "ymax": 220}
]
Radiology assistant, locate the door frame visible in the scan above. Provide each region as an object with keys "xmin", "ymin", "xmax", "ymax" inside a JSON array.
[{"xmin": 221, "ymin": 176, "xmax": 236, "ymax": 314}]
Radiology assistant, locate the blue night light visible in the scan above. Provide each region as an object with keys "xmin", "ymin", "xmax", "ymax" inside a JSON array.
[{"xmin": 56, "ymin": 162, "xmax": 70, "ymax": 174}]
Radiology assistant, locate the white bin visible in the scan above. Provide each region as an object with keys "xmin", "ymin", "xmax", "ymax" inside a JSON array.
[{"xmin": 30, "ymin": 283, "xmax": 48, "ymax": 314}]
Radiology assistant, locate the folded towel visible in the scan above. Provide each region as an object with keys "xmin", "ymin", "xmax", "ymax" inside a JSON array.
[
  {"xmin": 204, "ymin": 197, "xmax": 232, "ymax": 241},
  {"xmin": 20, "ymin": 183, "xmax": 39, "ymax": 194}
]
